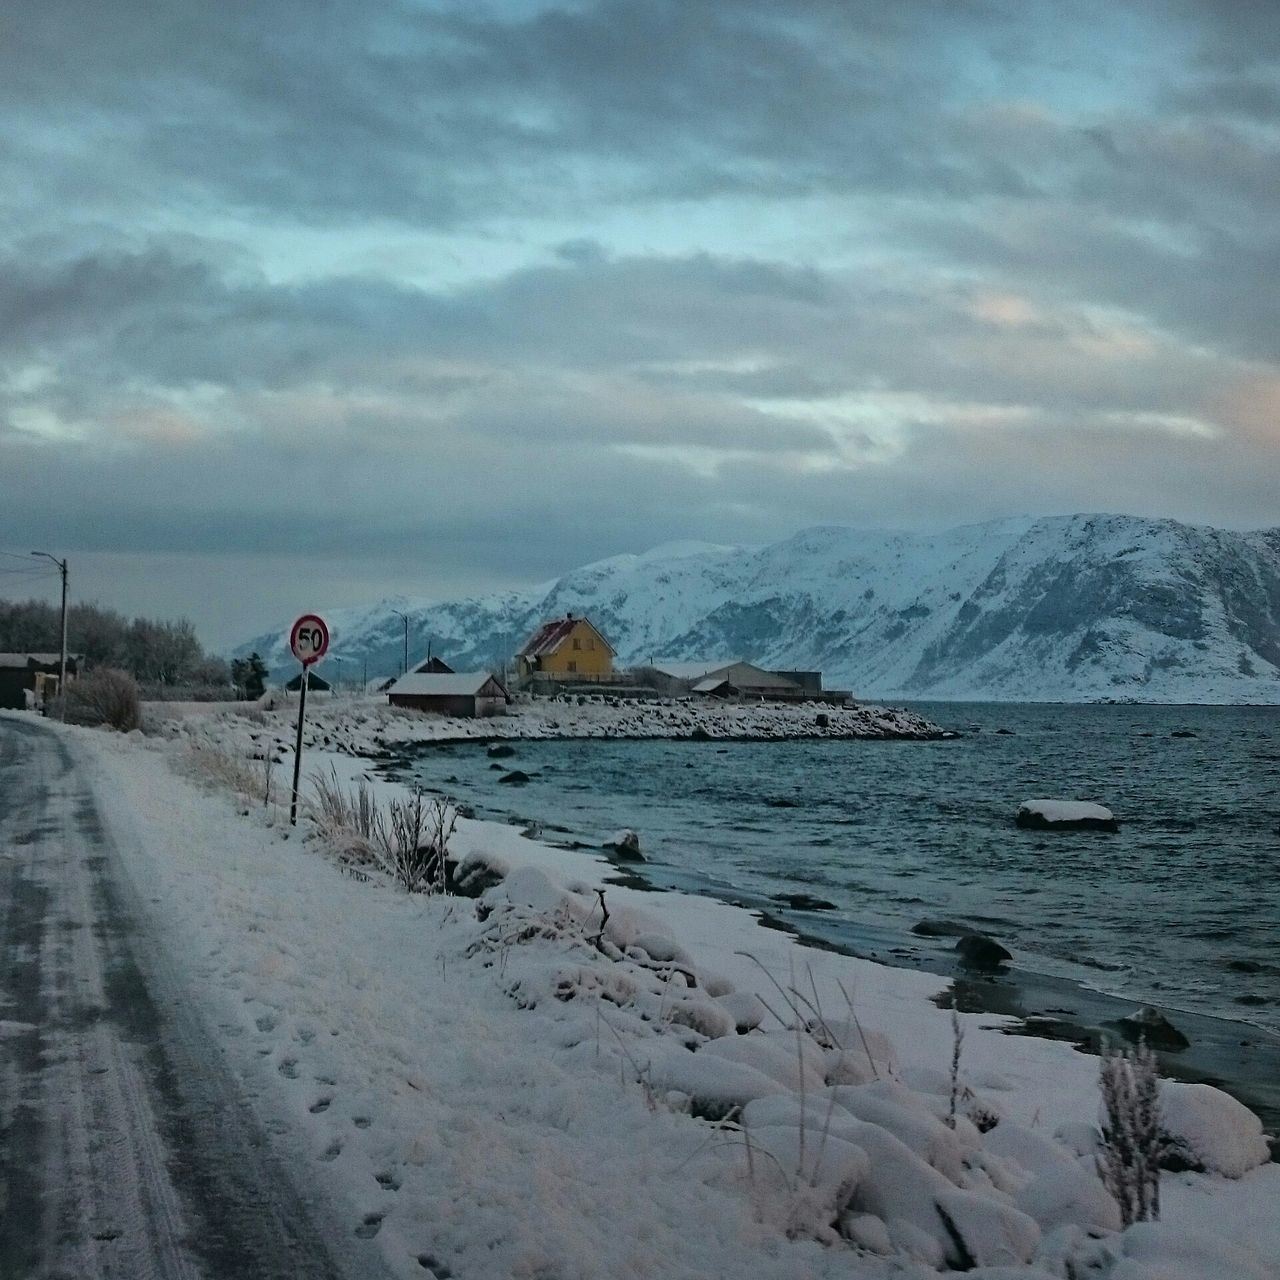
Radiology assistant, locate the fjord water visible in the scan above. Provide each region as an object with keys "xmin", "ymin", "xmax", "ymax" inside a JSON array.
[{"xmin": 408, "ymin": 703, "xmax": 1279, "ymax": 1032}]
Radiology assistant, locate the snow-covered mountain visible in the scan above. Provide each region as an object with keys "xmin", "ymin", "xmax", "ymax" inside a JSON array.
[{"xmin": 235, "ymin": 514, "xmax": 1280, "ymax": 703}]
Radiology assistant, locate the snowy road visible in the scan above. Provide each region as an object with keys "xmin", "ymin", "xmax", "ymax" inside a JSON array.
[{"xmin": 0, "ymin": 717, "xmax": 377, "ymax": 1280}]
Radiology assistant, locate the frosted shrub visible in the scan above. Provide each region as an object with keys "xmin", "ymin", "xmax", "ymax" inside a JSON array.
[
  {"xmin": 62, "ymin": 667, "xmax": 141, "ymax": 731},
  {"xmin": 1097, "ymin": 1039, "xmax": 1162, "ymax": 1226}
]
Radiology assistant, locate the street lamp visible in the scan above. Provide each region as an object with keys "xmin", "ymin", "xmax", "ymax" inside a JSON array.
[
  {"xmin": 31, "ymin": 551, "xmax": 68, "ymax": 721},
  {"xmin": 390, "ymin": 610, "xmax": 410, "ymax": 675}
]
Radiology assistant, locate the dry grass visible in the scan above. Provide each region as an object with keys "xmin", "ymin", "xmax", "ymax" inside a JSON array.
[
  {"xmin": 178, "ymin": 740, "xmax": 277, "ymax": 812},
  {"xmin": 306, "ymin": 766, "xmax": 456, "ymax": 893}
]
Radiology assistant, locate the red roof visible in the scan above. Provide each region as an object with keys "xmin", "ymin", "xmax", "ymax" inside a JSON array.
[{"xmin": 518, "ymin": 615, "xmax": 614, "ymax": 658}]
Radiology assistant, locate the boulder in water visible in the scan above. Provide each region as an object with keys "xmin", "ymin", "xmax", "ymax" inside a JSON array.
[
  {"xmin": 486, "ymin": 743, "xmax": 516, "ymax": 758},
  {"xmin": 912, "ymin": 919, "xmax": 973, "ymax": 939},
  {"xmin": 605, "ymin": 829, "xmax": 643, "ymax": 861},
  {"xmin": 955, "ymin": 934, "xmax": 1012, "ymax": 972},
  {"xmin": 1115, "ymin": 1005, "xmax": 1190, "ymax": 1051},
  {"xmin": 772, "ymin": 892, "xmax": 837, "ymax": 911},
  {"xmin": 1016, "ymin": 800, "xmax": 1118, "ymax": 833},
  {"xmin": 498, "ymin": 770, "xmax": 530, "ymax": 785}
]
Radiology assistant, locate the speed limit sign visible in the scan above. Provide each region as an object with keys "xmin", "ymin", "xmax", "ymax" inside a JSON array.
[{"xmin": 289, "ymin": 614, "xmax": 329, "ymax": 666}]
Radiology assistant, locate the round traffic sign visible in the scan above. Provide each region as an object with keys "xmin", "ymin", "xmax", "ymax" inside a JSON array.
[{"xmin": 289, "ymin": 614, "xmax": 329, "ymax": 666}]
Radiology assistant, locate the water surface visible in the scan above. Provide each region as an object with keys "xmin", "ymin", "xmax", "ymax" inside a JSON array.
[{"xmin": 401, "ymin": 702, "xmax": 1280, "ymax": 1032}]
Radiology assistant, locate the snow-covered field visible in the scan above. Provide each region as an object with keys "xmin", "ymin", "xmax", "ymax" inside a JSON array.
[{"xmin": 55, "ymin": 708, "xmax": 1280, "ymax": 1279}]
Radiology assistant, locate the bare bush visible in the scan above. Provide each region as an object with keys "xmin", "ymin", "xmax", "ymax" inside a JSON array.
[
  {"xmin": 947, "ymin": 1010, "xmax": 965, "ymax": 1130},
  {"xmin": 1097, "ymin": 1039, "xmax": 1162, "ymax": 1226},
  {"xmin": 374, "ymin": 789, "xmax": 457, "ymax": 893},
  {"xmin": 62, "ymin": 668, "xmax": 141, "ymax": 731}
]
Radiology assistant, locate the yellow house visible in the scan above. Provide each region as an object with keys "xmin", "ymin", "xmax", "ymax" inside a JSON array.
[{"xmin": 516, "ymin": 614, "xmax": 615, "ymax": 681}]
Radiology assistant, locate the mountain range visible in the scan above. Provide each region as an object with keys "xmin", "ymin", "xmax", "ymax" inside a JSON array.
[{"xmin": 235, "ymin": 514, "xmax": 1280, "ymax": 703}]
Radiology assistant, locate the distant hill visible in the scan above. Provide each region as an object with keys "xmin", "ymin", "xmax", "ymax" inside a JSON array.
[{"xmin": 233, "ymin": 514, "xmax": 1280, "ymax": 703}]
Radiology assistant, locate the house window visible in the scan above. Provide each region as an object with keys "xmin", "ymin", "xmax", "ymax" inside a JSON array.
[
  {"xmin": 567, "ymin": 660, "xmax": 577, "ymax": 673},
  {"xmin": 573, "ymin": 638, "xmax": 581, "ymax": 650},
  {"xmin": 588, "ymin": 638, "xmax": 595, "ymax": 650}
]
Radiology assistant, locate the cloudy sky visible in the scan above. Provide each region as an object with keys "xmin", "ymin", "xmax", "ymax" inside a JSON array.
[{"xmin": 3, "ymin": 0, "xmax": 1279, "ymax": 647}]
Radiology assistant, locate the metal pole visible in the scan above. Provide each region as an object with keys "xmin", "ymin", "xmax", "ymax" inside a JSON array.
[
  {"xmin": 289, "ymin": 663, "xmax": 309, "ymax": 826},
  {"xmin": 57, "ymin": 559, "xmax": 67, "ymax": 722},
  {"xmin": 30, "ymin": 551, "xmax": 68, "ymax": 719}
]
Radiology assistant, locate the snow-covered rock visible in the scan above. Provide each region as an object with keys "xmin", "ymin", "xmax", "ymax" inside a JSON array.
[
  {"xmin": 1111, "ymin": 1220, "xmax": 1276, "ymax": 1279},
  {"xmin": 1159, "ymin": 1081, "xmax": 1272, "ymax": 1177},
  {"xmin": 1016, "ymin": 800, "xmax": 1119, "ymax": 832}
]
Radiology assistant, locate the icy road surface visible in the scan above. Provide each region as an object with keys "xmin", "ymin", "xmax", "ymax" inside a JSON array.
[{"xmin": 0, "ymin": 718, "xmax": 381, "ymax": 1280}]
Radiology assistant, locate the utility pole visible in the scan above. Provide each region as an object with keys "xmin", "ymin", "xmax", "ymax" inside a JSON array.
[
  {"xmin": 391, "ymin": 610, "xmax": 409, "ymax": 675},
  {"xmin": 31, "ymin": 551, "xmax": 67, "ymax": 720}
]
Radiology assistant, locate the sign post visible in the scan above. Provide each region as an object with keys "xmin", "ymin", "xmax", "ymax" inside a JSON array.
[{"xmin": 288, "ymin": 613, "xmax": 329, "ymax": 826}]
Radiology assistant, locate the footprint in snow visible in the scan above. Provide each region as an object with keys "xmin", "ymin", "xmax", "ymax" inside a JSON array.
[
  {"xmin": 354, "ymin": 1213, "xmax": 383, "ymax": 1239},
  {"xmin": 321, "ymin": 1140, "xmax": 343, "ymax": 1162},
  {"xmin": 255, "ymin": 1014, "xmax": 277, "ymax": 1033},
  {"xmin": 277, "ymin": 1058, "xmax": 299, "ymax": 1079},
  {"xmin": 375, "ymin": 1171, "xmax": 400, "ymax": 1191},
  {"xmin": 352, "ymin": 1116, "xmax": 371, "ymax": 1129},
  {"xmin": 309, "ymin": 1097, "xmax": 332, "ymax": 1114}
]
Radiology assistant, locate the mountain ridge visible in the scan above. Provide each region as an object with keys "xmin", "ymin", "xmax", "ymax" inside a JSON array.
[{"xmin": 234, "ymin": 513, "xmax": 1280, "ymax": 703}]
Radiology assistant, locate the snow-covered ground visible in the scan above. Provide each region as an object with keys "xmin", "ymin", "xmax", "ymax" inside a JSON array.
[
  {"xmin": 145, "ymin": 691, "xmax": 947, "ymax": 754},
  {"xmin": 52, "ymin": 709, "xmax": 1280, "ymax": 1279}
]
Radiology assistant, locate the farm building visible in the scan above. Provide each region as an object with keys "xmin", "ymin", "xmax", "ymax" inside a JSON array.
[
  {"xmin": 639, "ymin": 660, "xmax": 850, "ymax": 704},
  {"xmin": 411, "ymin": 655, "xmax": 454, "ymax": 674},
  {"xmin": 285, "ymin": 670, "xmax": 331, "ymax": 692},
  {"xmin": 516, "ymin": 614, "xmax": 615, "ymax": 683},
  {"xmin": 643, "ymin": 660, "xmax": 802, "ymax": 698},
  {"xmin": 0, "ymin": 652, "xmax": 80, "ymax": 710},
  {"xmin": 386, "ymin": 672, "xmax": 510, "ymax": 718}
]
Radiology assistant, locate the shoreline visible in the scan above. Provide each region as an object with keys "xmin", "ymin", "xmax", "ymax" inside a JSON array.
[
  {"xmin": 569, "ymin": 831, "xmax": 1280, "ymax": 1150},
  {"xmin": 378, "ymin": 738, "xmax": 1280, "ymax": 1151},
  {"xmin": 149, "ymin": 696, "xmax": 1280, "ymax": 1144}
]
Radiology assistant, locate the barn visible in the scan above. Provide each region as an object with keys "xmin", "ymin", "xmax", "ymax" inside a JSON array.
[{"xmin": 386, "ymin": 672, "xmax": 510, "ymax": 718}]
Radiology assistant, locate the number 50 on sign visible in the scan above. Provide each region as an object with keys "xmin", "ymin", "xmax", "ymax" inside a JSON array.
[{"xmin": 290, "ymin": 614, "xmax": 329, "ymax": 666}]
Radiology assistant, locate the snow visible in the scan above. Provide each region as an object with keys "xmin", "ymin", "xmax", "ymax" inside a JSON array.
[{"xmin": 30, "ymin": 709, "xmax": 1280, "ymax": 1279}]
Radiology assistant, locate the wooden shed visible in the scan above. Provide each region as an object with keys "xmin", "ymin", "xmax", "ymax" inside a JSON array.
[
  {"xmin": 386, "ymin": 672, "xmax": 510, "ymax": 718},
  {"xmin": 0, "ymin": 652, "xmax": 80, "ymax": 710}
]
